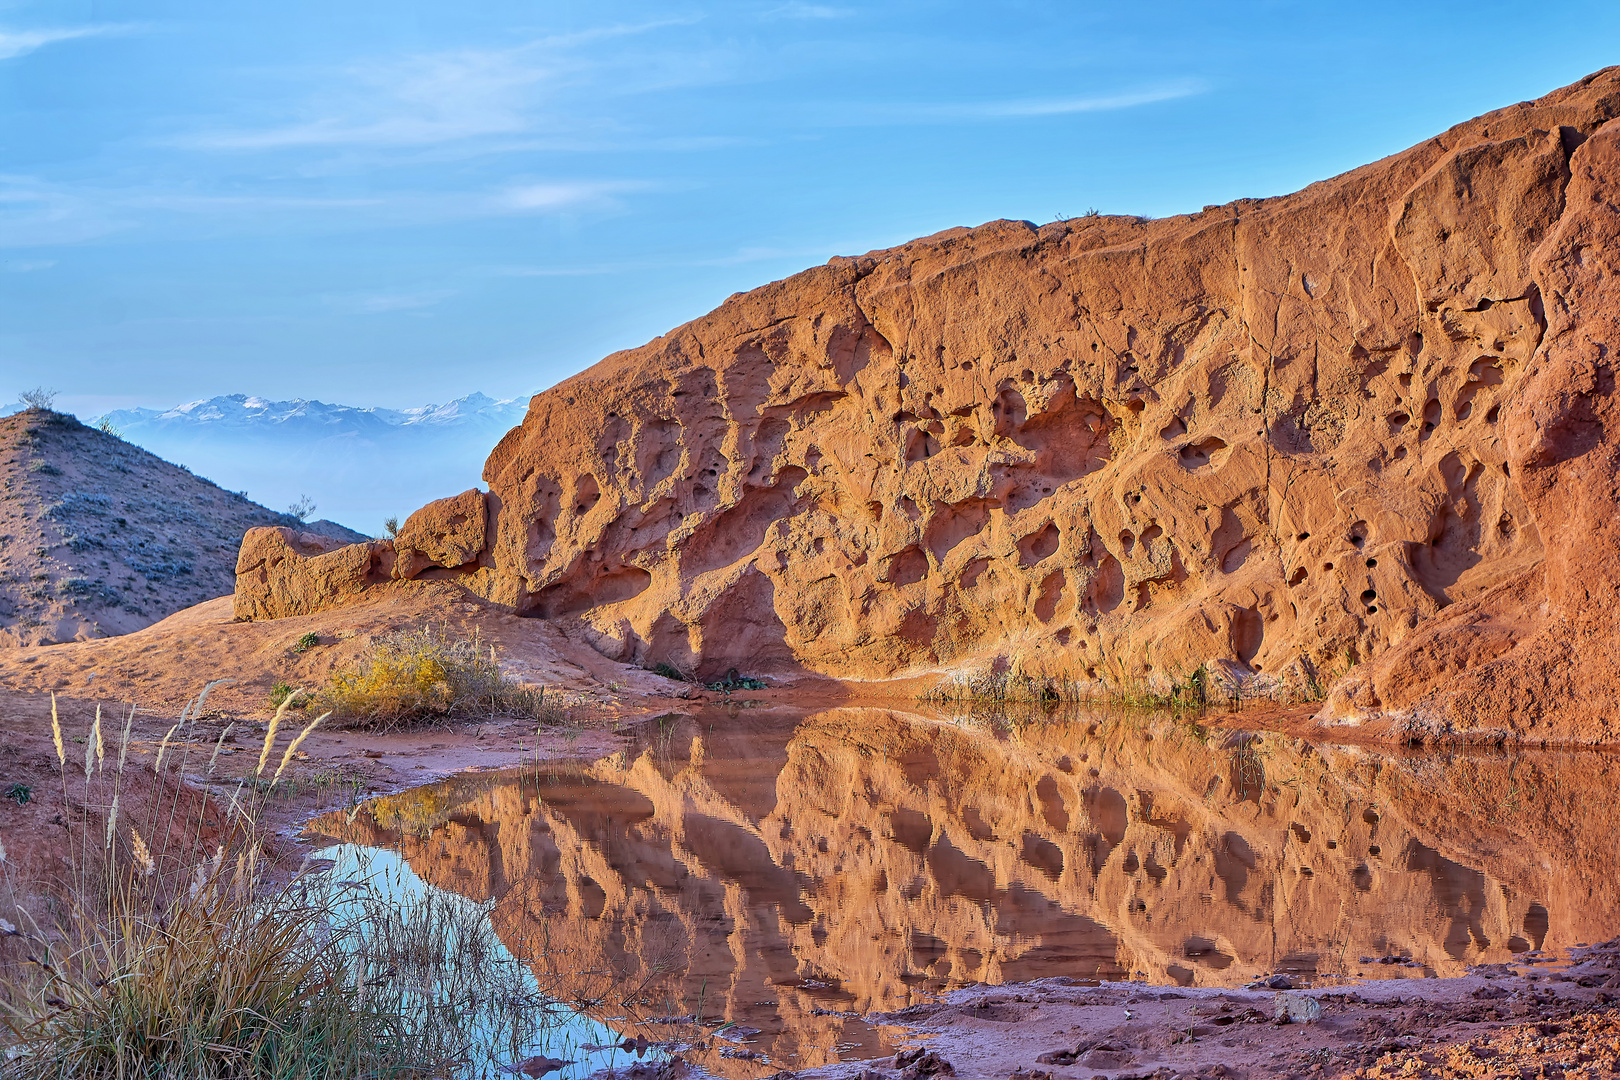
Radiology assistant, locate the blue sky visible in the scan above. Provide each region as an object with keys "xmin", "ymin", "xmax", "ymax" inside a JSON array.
[{"xmin": 4, "ymin": 1, "xmax": 1620, "ymax": 417}]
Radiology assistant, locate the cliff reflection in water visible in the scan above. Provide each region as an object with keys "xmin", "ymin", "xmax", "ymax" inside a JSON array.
[{"xmin": 312, "ymin": 706, "xmax": 1620, "ymax": 1069}]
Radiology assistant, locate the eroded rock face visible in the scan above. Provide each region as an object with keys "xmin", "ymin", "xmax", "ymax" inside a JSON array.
[
  {"xmin": 235, "ymin": 69, "xmax": 1620, "ymax": 738},
  {"xmin": 465, "ymin": 71, "xmax": 1620, "ymax": 709}
]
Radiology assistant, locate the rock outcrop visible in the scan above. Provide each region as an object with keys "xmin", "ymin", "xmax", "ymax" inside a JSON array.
[
  {"xmin": 233, "ymin": 489, "xmax": 486, "ymax": 621},
  {"xmin": 242, "ymin": 70, "xmax": 1620, "ymax": 742}
]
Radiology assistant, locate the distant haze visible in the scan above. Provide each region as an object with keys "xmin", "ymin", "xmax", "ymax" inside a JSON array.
[{"xmin": 95, "ymin": 392, "xmax": 527, "ymax": 536}]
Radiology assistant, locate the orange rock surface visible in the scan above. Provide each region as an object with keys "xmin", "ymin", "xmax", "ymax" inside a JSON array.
[{"xmin": 243, "ymin": 69, "xmax": 1620, "ymax": 742}]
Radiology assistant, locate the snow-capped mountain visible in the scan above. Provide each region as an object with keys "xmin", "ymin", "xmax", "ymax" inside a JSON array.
[{"xmin": 97, "ymin": 392, "xmax": 529, "ymax": 537}]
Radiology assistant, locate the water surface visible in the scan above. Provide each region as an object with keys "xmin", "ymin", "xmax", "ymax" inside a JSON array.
[{"xmin": 312, "ymin": 704, "xmax": 1620, "ymax": 1075}]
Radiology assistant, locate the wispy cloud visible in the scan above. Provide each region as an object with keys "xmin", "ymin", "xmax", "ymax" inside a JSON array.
[
  {"xmin": 763, "ymin": 3, "xmax": 854, "ymax": 18},
  {"xmin": 495, "ymin": 180, "xmax": 654, "ymax": 212},
  {"xmin": 848, "ymin": 79, "xmax": 1208, "ymax": 125},
  {"xmin": 179, "ymin": 19, "xmax": 707, "ymax": 153},
  {"xmin": 0, "ymin": 176, "xmax": 126, "ymax": 247},
  {"xmin": 2, "ymin": 258, "xmax": 56, "ymax": 272},
  {"xmin": 326, "ymin": 289, "xmax": 455, "ymax": 315},
  {"xmin": 0, "ymin": 173, "xmax": 655, "ymax": 248},
  {"xmin": 0, "ymin": 24, "xmax": 131, "ymax": 61}
]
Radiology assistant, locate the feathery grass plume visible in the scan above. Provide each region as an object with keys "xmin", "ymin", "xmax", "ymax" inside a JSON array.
[
  {"xmin": 104, "ymin": 795, "xmax": 119, "ymax": 848},
  {"xmin": 83, "ymin": 720, "xmax": 94, "ymax": 783},
  {"xmin": 49, "ymin": 693, "xmax": 63, "ymax": 766},
  {"xmin": 116, "ymin": 703, "xmax": 134, "ymax": 772},
  {"xmin": 272, "ymin": 711, "xmax": 331, "ymax": 783},
  {"xmin": 257, "ymin": 688, "xmax": 302, "ymax": 777},
  {"xmin": 151, "ymin": 721, "xmax": 182, "ymax": 774},
  {"xmin": 0, "ymin": 833, "xmax": 7, "ymax": 864},
  {"xmin": 129, "ymin": 828, "xmax": 155, "ymax": 877},
  {"xmin": 188, "ymin": 677, "xmax": 233, "ymax": 723},
  {"xmin": 92, "ymin": 704, "xmax": 104, "ymax": 769},
  {"xmin": 205, "ymin": 723, "xmax": 235, "ymax": 776}
]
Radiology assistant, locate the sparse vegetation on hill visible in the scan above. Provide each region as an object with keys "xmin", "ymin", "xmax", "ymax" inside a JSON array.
[{"xmin": 0, "ymin": 410, "xmax": 367, "ymax": 648}]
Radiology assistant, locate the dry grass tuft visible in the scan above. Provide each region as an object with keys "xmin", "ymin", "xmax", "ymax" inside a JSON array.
[{"xmin": 313, "ymin": 627, "xmax": 564, "ymax": 731}]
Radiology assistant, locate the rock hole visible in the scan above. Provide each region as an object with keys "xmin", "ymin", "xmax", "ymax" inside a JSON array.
[
  {"xmin": 1393, "ymin": 445, "xmax": 1408, "ymax": 460},
  {"xmin": 1296, "ymin": 532, "xmax": 1310, "ymax": 541},
  {"xmin": 1160, "ymin": 416, "xmax": 1188, "ymax": 440},
  {"xmin": 1498, "ymin": 515, "xmax": 1514, "ymax": 538},
  {"xmin": 960, "ymin": 360, "xmax": 973, "ymax": 371},
  {"xmin": 1018, "ymin": 523, "xmax": 1061, "ymax": 566},
  {"xmin": 1360, "ymin": 589, "xmax": 1377, "ymax": 603},
  {"xmin": 1177, "ymin": 436, "xmax": 1230, "ymax": 471},
  {"xmin": 1363, "ymin": 808, "xmax": 1380, "ymax": 825},
  {"xmin": 1387, "ymin": 411, "xmax": 1410, "ymax": 434},
  {"xmin": 1456, "ymin": 399, "xmax": 1474, "ymax": 421},
  {"xmin": 885, "ymin": 546, "xmax": 928, "ymax": 587},
  {"xmin": 1323, "ymin": 562, "xmax": 1335, "ymax": 571},
  {"xmin": 1033, "ymin": 571, "xmax": 1066, "ymax": 623},
  {"xmin": 1485, "ymin": 403, "xmax": 1500, "ymax": 423},
  {"xmin": 1365, "ymin": 558, "xmax": 1377, "ymax": 568},
  {"xmin": 1119, "ymin": 530, "xmax": 1136, "ymax": 558},
  {"xmin": 1367, "ymin": 605, "xmax": 1378, "ymax": 613},
  {"xmin": 1127, "ymin": 398, "xmax": 1145, "ymax": 414},
  {"xmin": 1368, "ymin": 845, "xmax": 1381, "ymax": 857},
  {"xmin": 1420, "ymin": 398, "xmax": 1441, "ymax": 437},
  {"xmin": 1288, "ymin": 567, "xmax": 1307, "ymax": 586}
]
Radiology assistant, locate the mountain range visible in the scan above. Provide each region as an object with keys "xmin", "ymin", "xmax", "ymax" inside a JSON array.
[{"xmin": 95, "ymin": 392, "xmax": 528, "ymax": 536}]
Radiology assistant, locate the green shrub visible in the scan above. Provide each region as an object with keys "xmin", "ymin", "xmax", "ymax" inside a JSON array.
[
  {"xmin": 291, "ymin": 632, "xmax": 320, "ymax": 654},
  {"xmin": 267, "ymin": 682, "xmax": 302, "ymax": 709}
]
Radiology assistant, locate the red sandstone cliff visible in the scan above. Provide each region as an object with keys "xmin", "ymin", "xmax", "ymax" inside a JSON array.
[{"xmin": 239, "ymin": 69, "xmax": 1620, "ymax": 743}]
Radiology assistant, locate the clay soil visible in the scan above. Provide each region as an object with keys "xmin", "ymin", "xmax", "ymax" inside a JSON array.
[{"xmin": 817, "ymin": 954, "xmax": 1620, "ymax": 1080}]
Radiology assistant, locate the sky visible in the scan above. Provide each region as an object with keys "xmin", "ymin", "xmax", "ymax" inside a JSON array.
[{"xmin": 4, "ymin": 0, "xmax": 1620, "ymax": 418}]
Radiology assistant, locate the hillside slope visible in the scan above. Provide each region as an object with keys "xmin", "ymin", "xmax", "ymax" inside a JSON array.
[{"xmin": 0, "ymin": 408, "xmax": 364, "ymax": 647}]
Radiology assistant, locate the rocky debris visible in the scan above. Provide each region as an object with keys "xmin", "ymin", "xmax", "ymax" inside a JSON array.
[
  {"xmin": 892, "ymin": 1048, "xmax": 955, "ymax": 1077},
  {"xmin": 234, "ymin": 69, "xmax": 1620, "ymax": 743},
  {"xmin": 1346, "ymin": 1007, "xmax": 1620, "ymax": 1078},
  {"xmin": 1272, "ymin": 991, "xmax": 1322, "ymax": 1023},
  {"xmin": 0, "ymin": 408, "xmax": 364, "ymax": 647}
]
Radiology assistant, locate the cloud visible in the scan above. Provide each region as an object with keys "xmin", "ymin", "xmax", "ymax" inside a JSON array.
[
  {"xmin": 848, "ymin": 79, "xmax": 1209, "ymax": 125},
  {"xmin": 764, "ymin": 3, "xmax": 854, "ymax": 17},
  {"xmin": 495, "ymin": 180, "xmax": 654, "ymax": 212},
  {"xmin": 180, "ymin": 19, "xmax": 706, "ymax": 153},
  {"xmin": 327, "ymin": 289, "xmax": 455, "ymax": 315},
  {"xmin": 0, "ymin": 176, "xmax": 127, "ymax": 247},
  {"xmin": 2, "ymin": 258, "xmax": 56, "ymax": 272},
  {"xmin": 0, "ymin": 24, "xmax": 130, "ymax": 61}
]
